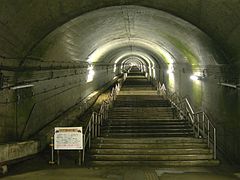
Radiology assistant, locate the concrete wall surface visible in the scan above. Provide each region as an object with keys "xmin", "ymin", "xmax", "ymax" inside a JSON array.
[{"xmin": 0, "ymin": 141, "xmax": 39, "ymax": 164}]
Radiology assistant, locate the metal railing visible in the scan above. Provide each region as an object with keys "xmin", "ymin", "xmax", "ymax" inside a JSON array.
[
  {"xmin": 157, "ymin": 82, "xmax": 217, "ymax": 159},
  {"xmin": 81, "ymin": 79, "xmax": 123, "ymax": 164}
]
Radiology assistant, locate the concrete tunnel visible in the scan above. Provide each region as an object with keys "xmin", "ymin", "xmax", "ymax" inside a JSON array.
[{"xmin": 0, "ymin": 0, "xmax": 240, "ymax": 176}]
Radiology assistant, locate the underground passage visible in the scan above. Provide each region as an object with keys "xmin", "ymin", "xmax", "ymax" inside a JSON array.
[{"xmin": 0, "ymin": 1, "xmax": 240, "ymax": 179}]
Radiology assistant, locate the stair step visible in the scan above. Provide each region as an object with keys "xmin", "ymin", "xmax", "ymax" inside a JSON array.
[
  {"xmin": 108, "ymin": 116, "xmax": 175, "ymax": 119},
  {"xmin": 116, "ymin": 98, "xmax": 164, "ymax": 100},
  {"xmin": 110, "ymin": 110, "xmax": 172, "ymax": 113},
  {"xmin": 114, "ymin": 102, "xmax": 170, "ymax": 104},
  {"xmin": 91, "ymin": 143, "xmax": 206, "ymax": 149},
  {"xmin": 122, "ymin": 87, "xmax": 155, "ymax": 89},
  {"xmin": 102, "ymin": 129, "xmax": 193, "ymax": 133},
  {"xmin": 107, "ymin": 118, "xmax": 185, "ymax": 121},
  {"xmin": 110, "ymin": 113, "xmax": 173, "ymax": 115},
  {"xmin": 109, "ymin": 116, "xmax": 174, "ymax": 118},
  {"xmin": 105, "ymin": 122, "xmax": 189, "ymax": 126},
  {"xmin": 116, "ymin": 98, "xmax": 164, "ymax": 101},
  {"xmin": 90, "ymin": 160, "xmax": 220, "ymax": 166},
  {"xmin": 102, "ymin": 125, "xmax": 191, "ymax": 129},
  {"xmin": 91, "ymin": 148, "xmax": 212, "ymax": 155},
  {"xmin": 118, "ymin": 92, "xmax": 158, "ymax": 96},
  {"xmin": 109, "ymin": 113, "xmax": 173, "ymax": 116},
  {"xmin": 93, "ymin": 137, "xmax": 205, "ymax": 144},
  {"xmin": 103, "ymin": 132, "xmax": 194, "ymax": 137},
  {"xmin": 110, "ymin": 110, "xmax": 173, "ymax": 113},
  {"xmin": 91, "ymin": 154, "xmax": 213, "ymax": 161},
  {"xmin": 115, "ymin": 100, "xmax": 169, "ymax": 102},
  {"xmin": 114, "ymin": 105, "xmax": 171, "ymax": 107},
  {"xmin": 112, "ymin": 109, "xmax": 173, "ymax": 112}
]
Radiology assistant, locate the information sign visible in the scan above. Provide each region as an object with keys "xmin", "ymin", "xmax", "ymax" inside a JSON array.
[{"xmin": 54, "ymin": 127, "xmax": 83, "ymax": 150}]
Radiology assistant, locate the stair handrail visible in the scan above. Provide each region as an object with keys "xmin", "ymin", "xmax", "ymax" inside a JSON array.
[
  {"xmin": 82, "ymin": 80, "xmax": 124, "ymax": 164},
  {"xmin": 157, "ymin": 82, "xmax": 167, "ymax": 97},
  {"xmin": 194, "ymin": 111, "xmax": 217, "ymax": 159},
  {"xmin": 157, "ymin": 81, "xmax": 217, "ymax": 160}
]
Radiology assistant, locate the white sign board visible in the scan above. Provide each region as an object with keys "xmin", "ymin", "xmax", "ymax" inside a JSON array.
[{"xmin": 54, "ymin": 127, "xmax": 83, "ymax": 150}]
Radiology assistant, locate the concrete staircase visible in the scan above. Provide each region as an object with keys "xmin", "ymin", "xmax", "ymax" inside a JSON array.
[{"xmin": 89, "ymin": 67, "xmax": 219, "ymax": 166}]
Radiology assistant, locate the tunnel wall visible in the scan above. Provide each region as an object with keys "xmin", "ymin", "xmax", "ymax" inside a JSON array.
[
  {"xmin": 162, "ymin": 64, "xmax": 240, "ymax": 163},
  {"xmin": 0, "ymin": 64, "xmax": 115, "ymax": 143},
  {"xmin": 0, "ymin": 88, "xmax": 16, "ymax": 142}
]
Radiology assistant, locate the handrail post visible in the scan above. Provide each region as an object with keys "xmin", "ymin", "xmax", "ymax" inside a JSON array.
[
  {"xmin": 94, "ymin": 113, "xmax": 98, "ymax": 138},
  {"xmin": 203, "ymin": 112, "xmax": 205, "ymax": 137},
  {"xmin": 92, "ymin": 114, "xmax": 95, "ymax": 138},
  {"xmin": 112, "ymin": 87, "xmax": 115, "ymax": 101},
  {"xmin": 98, "ymin": 113, "xmax": 101, "ymax": 136},
  {"xmin": 105, "ymin": 104, "xmax": 107, "ymax": 120},
  {"xmin": 207, "ymin": 120, "xmax": 210, "ymax": 147},
  {"xmin": 106, "ymin": 104, "xmax": 109, "ymax": 119},
  {"xmin": 197, "ymin": 114, "xmax": 200, "ymax": 137},
  {"xmin": 100, "ymin": 110, "xmax": 103, "ymax": 126},
  {"xmin": 89, "ymin": 119, "xmax": 91, "ymax": 149},
  {"xmin": 214, "ymin": 128, "xmax": 217, "ymax": 159},
  {"xmin": 49, "ymin": 136, "xmax": 55, "ymax": 165},
  {"xmin": 83, "ymin": 134, "xmax": 85, "ymax": 163}
]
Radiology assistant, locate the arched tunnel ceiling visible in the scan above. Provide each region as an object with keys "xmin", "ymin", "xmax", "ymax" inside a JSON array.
[
  {"xmin": 112, "ymin": 49, "xmax": 158, "ymax": 68},
  {"xmin": 23, "ymin": 6, "xmax": 226, "ymax": 68},
  {"xmin": 0, "ymin": 0, "xmax": 239, "ymax": 66}
]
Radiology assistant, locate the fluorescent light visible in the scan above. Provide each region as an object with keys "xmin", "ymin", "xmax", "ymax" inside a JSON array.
[
  {"xmin": 219, "ymin": 83, "xmax": 237, "ymax": 89},
  {"xmin": 11, "ymin": 84, "xmax": 34, "ymax": 90}
]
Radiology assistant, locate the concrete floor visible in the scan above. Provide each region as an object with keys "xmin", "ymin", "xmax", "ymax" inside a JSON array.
[
  {"xmin": 1, "ymin": 151, "xmax": 240, "ymax": 180},
  {"xmin": 1, "ymin": 166, "xmax": 240, "ymax": 180}
]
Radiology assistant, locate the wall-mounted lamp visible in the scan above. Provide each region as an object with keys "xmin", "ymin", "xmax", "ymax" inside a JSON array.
[
  {"xmin": 86, "ymin": 65, "xmax": 95, "ymax": 83},
  {"xmin": 167, "ymin": 65, "xmax": 174, "ymax": 74},
  {"xmin": 190, "ymin": 75, "xmax": 200, "ymax": 81},
  {"xmin": 167, "ymin": 69, "xmax": 174, "ymax": 74},
  {"xmin": 190, "ymin": 71, "xmax": 206, "ymax": 81},
  {"xmin": 190, "ymin": 69, "xmax": 207, "ymax": 81}
]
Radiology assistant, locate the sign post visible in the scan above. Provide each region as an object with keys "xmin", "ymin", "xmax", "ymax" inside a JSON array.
[{"xmin": 49, "ymin": 136, "xmax": 55, "ymax": 164}]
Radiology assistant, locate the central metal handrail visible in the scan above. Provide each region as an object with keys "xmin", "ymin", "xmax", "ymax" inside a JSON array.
[
  {"xmin": 157, "ymin": 81, "xmax": 217, "ymax": 159},
  {"xmin": 81, "ymin": 77, "xmax": 125, "ymax": 164}
]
